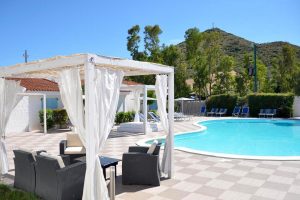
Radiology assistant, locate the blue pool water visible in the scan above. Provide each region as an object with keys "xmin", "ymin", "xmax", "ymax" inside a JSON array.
[{"xmin": 150, "ymin": 119, "xmax": 300, "ymax": 157}]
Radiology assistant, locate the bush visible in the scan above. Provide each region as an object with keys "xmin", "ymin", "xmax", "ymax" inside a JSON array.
[
  {"xmin": 53, "ymin": 109, "xmax": 69, "ymax": 128},
  {"xmin": 39, "ymin": 109, "xmax": 54, "ymax": 130},
  {"xmin": 206, "ymin": 94, "xmax": 238, "ymax": 115},
  {"xmin": 0, "ymin": 184, "xmax": 39, "ymax": 200},
  {"xmin": 115, "ymin": 111, "xmax": 135, "ymax": 124},
  {"xmin": 247, "ymin": 93, "xmax": 294, "ymax": 117}
]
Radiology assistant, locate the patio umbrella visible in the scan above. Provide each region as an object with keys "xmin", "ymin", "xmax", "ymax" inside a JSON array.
[{"xmin": 175, "ymin": 97, "xmax": 194, "ymax": 113}]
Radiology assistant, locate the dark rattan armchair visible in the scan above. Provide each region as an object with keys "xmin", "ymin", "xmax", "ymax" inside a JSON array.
[
  {"xmin": 122, "ymin": 145, "xmax": 161, "ymax": 186},
  {"xmin": 35, "ymin": 154, "xmax": 86, "ymax": 200}
]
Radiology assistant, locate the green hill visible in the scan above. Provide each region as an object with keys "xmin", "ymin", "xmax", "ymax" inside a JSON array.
[{"xmin": 177, "ymin": 28, "xmax": 300, "ymax": 68}]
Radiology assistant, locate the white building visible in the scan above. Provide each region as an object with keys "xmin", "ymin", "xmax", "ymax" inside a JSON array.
[
  {"xmin": 6, "ymin": 78, "xmax": 142, "ymax": 134},
  {"xmin": 6, "ymin": 78, "xmax": 63, "ymax": 133}
]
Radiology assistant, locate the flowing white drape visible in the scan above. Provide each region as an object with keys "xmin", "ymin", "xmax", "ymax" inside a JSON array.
[
  {"xmin": 58, "ymin": 68, "xmax": 85, "ymax": 145},
  {"xmin": 0, "ymin": 78, "xmax": 25, "ymax": 174},
  {"xmin": 83, "ymin": 68, "xmax": 124, "ymax": 200},
  {"xmin": 133, "ymin": 90, "xmax": 141, "ymax": 122},
  {"xmin": 155, "ymin": 75, "xmax": 170, "ymax": 175}
]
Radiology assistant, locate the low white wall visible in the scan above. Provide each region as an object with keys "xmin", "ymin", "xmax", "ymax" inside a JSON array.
[{"xmin": 294, "ymin": 96, "xmax": 300, "ymax": 117}]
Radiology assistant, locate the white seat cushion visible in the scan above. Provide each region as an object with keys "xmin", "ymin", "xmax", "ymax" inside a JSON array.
[
  {"xmin": 67, "ymin": 133, "xmax": 83, "ymax": 147},
  {"xmin": 39, "ymin": 152, "xmax": 65, "ymax": 168},
  {"xmin": 64, "ymin": 147, "xmax": 86, "ymax": 154},
  {"xmin": 147, "ymin": 140, "xmax": 158, "ymax": 154}
]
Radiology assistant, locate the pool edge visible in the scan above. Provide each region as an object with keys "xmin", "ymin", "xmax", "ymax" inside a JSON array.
[{"xmin": 137, "ymin": 117, "xmax": 300, "ymax": 161}]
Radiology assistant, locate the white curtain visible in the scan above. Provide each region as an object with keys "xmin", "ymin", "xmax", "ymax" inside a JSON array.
[
  {"xmin": 0, "ymin": 78, "xmax": 25, "ymax": 174},
  {"xmin": 133, "ymin": 90, "xmax": 141, "ymax": 122},
  {"xmin": 155, "ymin": 75, "xmax": 170, "ymax": 175},
  {"xmin": 58, "ymin": 68, "xmax": 85, "ymax": 146},
  {"xmin": 83, "ymin": 68, "xmax": 124, "ymax": 200}
]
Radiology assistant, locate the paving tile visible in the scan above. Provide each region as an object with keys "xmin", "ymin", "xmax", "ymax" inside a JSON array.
[
  {"xmin": 205, "ymin": 179, "xmax": 234, "ymax": 190},
  {"xmin": 284, "ymin": 193, "xmax": 300, "ymax": 200},
  {"xmin": 255, "ymin": 188, "xmax": 286, "ymax": 199},
  {"xmin": 195, "ymin": 186, "xmax": 224, "ymax": 197},
  {"xmin": 238, "ymin": 177, "xmax": 265, "ymax": 187},
  {"xmin": 288, "ymin": 185, "xmax": 300, "ymax": 194},
  {"xmin": 183, "ymin": 193, "xmax": 216, "ymax": 200},
  {"xmin": 172, "ymin": 181, "xmax": 202, "ymax": 192},
  {"xmin": 159, "ymin": 188, "xmax": 190, "ymax": 200},
  {"xmin": 230, "ymin": 183, "xmax": 259, "ymax": 194},
  {"xmin": 219, "ymin": 190, "xmax": 251, "ymax": 200},
  {"xmin": 267, "ymin": 175, "xmax": 294, "ymax": 184}
]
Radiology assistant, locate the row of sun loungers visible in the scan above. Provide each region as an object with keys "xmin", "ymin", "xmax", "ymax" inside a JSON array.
[
  {"xmin": 200, "ymin": 106, "xmax": 250, "ymax": 117},
  {"xmin": 258, "ymin": 109, "xmax": 277, "ymax": 118}
]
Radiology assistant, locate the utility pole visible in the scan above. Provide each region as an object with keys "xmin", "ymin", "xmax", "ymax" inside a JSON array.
[
  {"xmin": 23, "ymin": 50, "xmax": 29, "ymax": 63},
  {"xmin": 253, "ymin": 44, "xmax": 258, "ymax": 93}
]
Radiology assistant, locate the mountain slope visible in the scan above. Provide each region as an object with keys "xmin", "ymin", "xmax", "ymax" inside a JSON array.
[{"xmin": 177, "ymin": 28, "xmax": 300, "ymax": 68}]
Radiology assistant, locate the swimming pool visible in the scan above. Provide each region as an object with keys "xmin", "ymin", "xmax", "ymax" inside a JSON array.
[{"xmin": 143, "ymin": 119, "xmax": 300, "ymax": 160}]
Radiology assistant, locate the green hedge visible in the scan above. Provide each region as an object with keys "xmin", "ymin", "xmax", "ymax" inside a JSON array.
[
  {"xmin": 247, "ymin": 93, "xmax": 294, "ymax": 117},
  {"xmin": 115, "ymin": 111, "xmax": 135, "ymax": 124},
  {"xmin": 53, "ymin": 109, "xmax": 69, "ymax": 128},
  {"xmin": 206, "ymin": 94, "xmax": 238, "ymax": 115},
  {"xmin": 39, "ymin": 109, "xmax": 54, "ymax": 129},
  {"xmin": 0, "ymin": 184, "xmax": 39, "ymax": 200},
  {"xmin": 39, "ymin": 109, "xmax": 69, "ymax": 130}
]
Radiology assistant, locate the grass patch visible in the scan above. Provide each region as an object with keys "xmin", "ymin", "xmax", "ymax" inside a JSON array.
[{"xmin": 0, "ymin": 184, "xmax": 39, "ymax": 200}]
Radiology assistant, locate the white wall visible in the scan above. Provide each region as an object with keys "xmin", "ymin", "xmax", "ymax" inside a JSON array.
[
  {"xmin": 294, "ymin": 96, "xmax": 300, "ymax": 117},
  {"xmin": 117, "ymin": 91, "xmax": 136, "ymax": 113},
  {"xmin": 6, "ymin": 91, "xmax": 63, "ymax": 134},
  {"xmin": 6, "ymin": 96, "xmax": 30, "ymax": 133}
]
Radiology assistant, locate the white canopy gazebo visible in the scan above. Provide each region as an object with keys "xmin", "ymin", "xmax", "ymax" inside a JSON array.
[{"xmin": 0, "ymin": 53, "xmax": 174, "ymax": 200}]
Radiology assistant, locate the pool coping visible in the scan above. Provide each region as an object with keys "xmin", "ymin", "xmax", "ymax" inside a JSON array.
[{"xmin": 137, "ymin": 117, "xmax": 300, "ymax": 161}]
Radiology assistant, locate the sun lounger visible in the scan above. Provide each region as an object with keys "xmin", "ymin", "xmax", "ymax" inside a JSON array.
[
  {"xmin": 199, "ymin": 106, "xmax": 206, "ymax": 116},
  {"xmin": 240, "ymin": 107, "xmax": 249, "ymax": 117},
  {"xmin": 266, "ymin": 109, "xmax": 276, "ymax": 118},
  {"xmin": 216, "ymin": 108, "xmax": 227, "ymax": 117},
  {"xmin": 258, "ymin": 109, "xmax": 266, "ymax": 118},
  {"xmin": 148, "ymin": 112, "xmax": 160, "ymax": 122},
  {"xmin": 139, "ymin": 113, "xmax": 145, "ymax": 122},
  {"xmin": 174, "ymin": 112, "xmax": 190, "ymax": 121},
  {"xmin": 232, "ymin": 106, "xmax": 241, "ymax": 117},
  {"xmin": 207, "ymin": 108, "xmax": 218, "ymax": 116}
]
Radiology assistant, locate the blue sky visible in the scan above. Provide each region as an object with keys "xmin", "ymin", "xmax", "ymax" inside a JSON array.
[{"xmin": 0, "ymin": 0, "xmax": 299, "ymax": 66}]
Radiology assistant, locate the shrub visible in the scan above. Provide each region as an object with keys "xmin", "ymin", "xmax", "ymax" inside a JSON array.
[
  {"xmin": 247, "ymin": 93, "xmax": 294, "ymax": 117},
  {"xmin": 0, "ymin": 184, "xmax": 39, "ymax": 200},
  {"xmin": 53, "ymin": 109, "xmax": 69, "ymax": 128},
  {"xmin": 115, "ymin": 111, "xmax": 135, "ymax": 124},
  {"xmin": 39, "ymin": 109, "xmax": 54, "ymax": 130},
  {"xmin": 206, "ymin": 94, "xmax": 238, "ymax": 115}
]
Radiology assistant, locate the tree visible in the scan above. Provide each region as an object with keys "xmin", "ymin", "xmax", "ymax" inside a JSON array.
[
  {"xmin": 127, "ymin": 25, "xmax": 143, "ymax": 60},
  {"xmin": 184, "ymin": 28, "xmax": 203, "ymax": 62},
  {"xmin": 193, "ymin": 55, "xmax": 209, "ymax": 98},
  {"xmin": 144, "ymin": 25, "xmax": 163, "ymax": 62},
  {"xmin": 213, "ymin": 56, "xmax": 234, "ymax": 94},
  {"xmin": 203, "ymin": 31, "xmax": 222, "ymax": 96},
  {"xmin": 271, "ymin": 44, "xmax": 297, "ymax": 93},
  {"xmin": 161, "ymin": 45, "xmax": 191, "ymax": 98},
  {"xmin": 235, "ymin": 54, "xmax": 252, "ymax": 96}
]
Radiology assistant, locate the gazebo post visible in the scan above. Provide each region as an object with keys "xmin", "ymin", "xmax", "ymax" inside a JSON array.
[
  {"xmin": 43, "ymin": 94, "xmax": 47, "ymax": 134},
  {"xmin": 168, "ymin": 72, "xmax": 174, "ymax": 178},
  {"xmin": 143, "ymin": 85, "xmax": 148, "ymax": 134},
  {"xmin": 83, "ymin": 57, "xmax": 96, "ymax": 198}
]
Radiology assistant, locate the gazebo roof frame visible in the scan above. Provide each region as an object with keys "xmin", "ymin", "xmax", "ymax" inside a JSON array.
[{"xmin": 0, "ymin": 53, "xmax": 174, "ymax": 78}]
